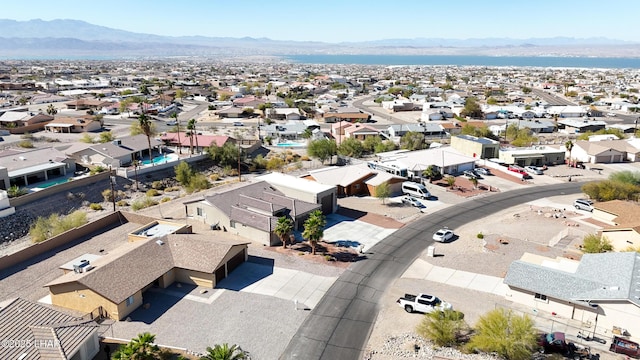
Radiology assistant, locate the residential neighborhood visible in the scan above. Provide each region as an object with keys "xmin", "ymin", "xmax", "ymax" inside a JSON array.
[{"xmin": 2, "ymin": 58, "xmax": 640, "ymax": 360}]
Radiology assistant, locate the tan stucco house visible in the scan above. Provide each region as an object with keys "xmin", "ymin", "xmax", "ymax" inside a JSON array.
[
  {"xmin": 593, "ymin": 200, "xmax": 640, "ymax": 251},
  {"xmin": 45, "ymin": 234, "xmax": 248, "ymax": 321}
]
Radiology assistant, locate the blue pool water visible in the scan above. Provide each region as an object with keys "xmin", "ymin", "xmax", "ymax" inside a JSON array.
[
  {"xmin": 276, "ymin": 142, "xmax": 306, "ymax": 147},
  {"xmin": 141, "ymin": 154, "xmax": 174, "ymax": 165},
  {"xmin": 31, "ymin": 177, "xmax": 69, "ymax": 189}
]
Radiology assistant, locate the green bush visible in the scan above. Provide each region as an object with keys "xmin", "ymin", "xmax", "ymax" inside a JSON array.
[
  {"xmin": 417, "ymin": 309, "xmax": 467, "ymax": 347},
  {"xmin": 146, "ymin": 189, "xmax": 160, "ymax": 197},
  {"xmin": 89, "ymin": 203, "xmax": 103, "ymax": 210},
  {"xmin": 131, "ymin": 197, "xmax": 159, "ymax": 211},
  {"xmin": 7, "ymin": 185, "xmax": 28, "ymax": 198},
  {"xmin": 29, "ymin": 211, "xmax": 88, "ymax": 243},
  {"xmin": 160, "ymin": 197, "xmax": 171, "ymax": 203},
  {"xmin": 151, "ymin": 181, "xmax": 165, "ymax": 190},
  {"xmin": 582, "ymin": 233, "xmax": 613, "ymax": 253},
  {"xmin": 90, "ymin": 165, "xmax": 107, "ymax": 175},
  {"xmin": 477, "ymin": 232, "xmax": 484, "ymax": 239},
  {"xmin": 18, "ymin": 140, "xmax": 34, "ymax": 148},
  {"xmin": 116, "ymin": 200, "xmax": 129, "ymax": 206},
  {"xmin": 186, "ymin": 173, "xmax": 211, "ymax": 194}
]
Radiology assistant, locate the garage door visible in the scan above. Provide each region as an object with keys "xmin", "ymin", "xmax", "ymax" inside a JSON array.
[
  {"xmin": 215, "ymin": 266, "xmax": 226, "ymax": 284},
  {"xmin": 226, "ymin": 249, "xmax": 246, "ymax": 273},
  {"xmin": 320, "ymin": 193, "xmax": 334, "ymax": 214}
]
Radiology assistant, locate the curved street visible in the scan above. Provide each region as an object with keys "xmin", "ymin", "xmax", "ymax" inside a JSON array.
[{"xmin": 280, "ymin": 182, "xmax": 584, "ymax": 360}]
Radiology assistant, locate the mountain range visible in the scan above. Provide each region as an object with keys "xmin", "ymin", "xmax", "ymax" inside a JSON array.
[{"xmin": 0, "ymin": 19, "xmax": 639, "ymax": 59}]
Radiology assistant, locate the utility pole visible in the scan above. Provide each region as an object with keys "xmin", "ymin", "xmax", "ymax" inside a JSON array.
[
  {"xmin": 237, "ymin": 141, "xmax": 242, "ymax": 183},
  {"xmin": 109, "ymin": 165, "xmax": 116, "ymax": 211}
]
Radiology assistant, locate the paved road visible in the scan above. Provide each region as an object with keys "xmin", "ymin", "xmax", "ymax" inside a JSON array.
[
  {"xmin": 280, "ymin": 182, "xmax": 584, "ymax": 360},
  {"xmin": 531, "ymin": 89, "xmax": 576, "ymax": 106},
  {"xmin": 352, "ymin": 95, "xmax": 410, "ymax": 124}
]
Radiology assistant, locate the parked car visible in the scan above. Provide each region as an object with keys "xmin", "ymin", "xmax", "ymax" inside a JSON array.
[
  {"xmin": 402, "ymin": 196, "xmax": 425, "ymax": 208},
  {"xmin": 574, "ymin": 199, "xmax": 594, "ymax": 212},
  {"xmin": 233, "ymin": 121, "xmax": 244, "ymax": 126},
  {"xmin": 433, "ymin": 228, "xmax": 454, "ymax": 242},
  {"xmin": 166, "ymin": 120, "xmax": 178, "ymax": 126},
  {"xmin": 610, "ymin": 336, "xmax": 640, "ymax": 358},
  {"xmin": 463, "ymin": 170, "xmax": 477, "ymax": 179},
  {"xmin": 525, "ymin": 166, "xmax": 543, "ymax": 175},
  {"xmin": 396, "ymin": 293, "xmax": 452, "ymax": 313},
  {"xmin": 474, "ymin": 167, "xmax": 491, "ymax": 176}
]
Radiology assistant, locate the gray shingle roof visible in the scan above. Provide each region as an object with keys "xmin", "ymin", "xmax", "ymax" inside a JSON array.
[
  {"xmin": 504, "ymin": 252, "xmax": 640, "ymax": 306},
  {"xmin": 0, "ymin": 298, "xmax": 98, "ymax": 360}
]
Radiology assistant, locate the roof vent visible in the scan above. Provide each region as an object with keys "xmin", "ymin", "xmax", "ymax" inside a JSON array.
[{"xmin": 156, "ymin": 239, "xmax": 164, "ymax": 246}]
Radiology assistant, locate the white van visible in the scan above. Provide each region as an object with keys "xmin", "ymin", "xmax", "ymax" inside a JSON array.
[{"xmin": 401, "ymin": 182, "xmax": 430, "ymax": 199}]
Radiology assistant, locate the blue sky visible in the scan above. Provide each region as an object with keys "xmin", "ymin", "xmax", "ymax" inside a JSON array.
[{"xmin": 2, "ymin": 0, "xmax": 639, "ymax": 42}]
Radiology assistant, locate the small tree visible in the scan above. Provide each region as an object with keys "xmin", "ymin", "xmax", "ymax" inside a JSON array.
[
  {"xmin": 582, "ymin": 233, "xmax": 613, "ymax": 253},
  {"xmin": 98, "ymin": 131, "xmax": 114, "ymax": 143},
  {"xmin": 302, "ymin": 210, "xmax": 326, "ymax": 255},
  {"xmin": 422, "ymin": 165, "xmax": 440, "ymax": 182},
  {"xmin": 565, "ymin": 140, "xmax": 574, "ymax": 161},
  {"xmin": 466, "ymin": 308, "xmax": 538, "ymax": 360},
  {"xmin": 470, "ymin": 177, "xmax": 478, "ymax": 189},
  {"xmin": 446, "ymin": 175, "xmax": 456, "ymax": 188},
  {"xmin": 375, "ymin": 182, "xmax": 391, "ymax": 204},
  {"xmin": 174, "ymin": 161, "xmax": 193, "ymax": 186},
  {"xmin": 274, "ymin": 216, "xmax": 294, "ymax": 248},
  {"xmin": 307, "ymin": 139, "xmax": 337, "ymax": 164},
  {"xmin": 417, "ymin": 309, "xmax": 467, "ymax": 347}
]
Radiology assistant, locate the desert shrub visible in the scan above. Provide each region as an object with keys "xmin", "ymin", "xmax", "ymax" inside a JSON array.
[
  {"xmin": 102, "ymin": 189, "xmax": 127, "ymax": 202},
  {"xmin": 209, "ymin": 173, "xmax": 220, "ymax": 181},
  {"xmin": 165, "ymin": 186, "xmax": 180, "ymax": 192},
  {"xmin": 29, "ymin": 210, "xmax": 88, "ymax": 243},
  {"xmin": 151, "ymin": 181, "xmax": 165, "ymax": 190},
  {"xmin": 18, "ymin": 140, "xmax": 34, "ymax": 148},
  {"xmin": 90, "ymin": 165, "xmax": 107, "ymax": 175},
  {"xmin": 582, "ymin": 233, "xmax": 613, "ymax": 253},
  {"xmin": 465, "ymin": 308, "xmax": 537, "ymax": 360},
  {"xmin": 185, "ymin": 173, "xmax": 211, "ymax": 194},
  {"xmin": 160, "ymin": 197, "xmax": 171, "ymax": 203},
  {"xmin": 477, "ymin": 232, "xmax": 484, "ymax": 239},
  {"xmin": 116, "ymin": 200, "xmax": 129, "ymax": 207},
  {"xmin": 417, "ymin": 309, "xmax": 467, "ymax": 347},
  {"xmin": 131, "ymin": 197, "xmax": 159, "ymax": 211},
  {"xmin": 146, "ymin": 189, "xmax": 160, "ymax": 197},
  {"xmin": 300, "ymin": 155, "xmax": 310, "ymax": 161},
  {"xmin": 7, "ymin": 185, "xmax": 28, "ymax": 198},
  {"xmin": 89, "ymin": 203, "xmax": 103, "ymax": 210}
]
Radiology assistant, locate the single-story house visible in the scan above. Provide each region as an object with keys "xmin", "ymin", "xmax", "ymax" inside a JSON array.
[
  {"xmin": 304, "ymin": 163, "xmax": 404, "ymax": 197},
  {"xmin": 233, "ymin": 96, "xmax": 266, "ymax": 108},
  {"xmin": 498, "ymin": 146, "xmax": 565, "ymax": 166},
  {"xmin": 0, "ymin": 298, "xmax": 100, "ymax": 360},
  {"xmin": 46, "ymin": 233, "xmax": 249, "ymax": 320},
  {"xmin": 217, "ymin": 106, "xmax": 246, "ymax": 118},
  {"xmin": 592, "ymin": 200, "xmax": 640, "ymax": 251},
  {"xmin": 65, "ymin": 98, "xmax": 111, "ymax": 111},
  {"xmin": 557, "ymin": 119, "xmax": 607, "ymax": 133},
  {"xmin": 0, "ymin": 111, "xmax": 53, "ymax": 133},
  {"xmin": 504, "ymin": 252, "xmax": 640, "ymax": 340},
  {"xmin": 184, "ymin": 181, "xmax": 321, "ymax": 246},
  {"xmin": 256, "ymin": 172, "xmax": 337, "ymax": 214},
  {"xmin": 381, "ymin": 100, "xmax": 415, "ymax": 112},
  {"xmin": 387, "ymin": 123, "xmax": 446, "ymax": 138},
  {"xmin": 376, "ymin": 147, "xmax": 477, "ymax": 178},
  {"xmin": 70, "ymin": 134, "xmax": 163, "ymax": 167},
  {"xmin": 44, "ymin": 116, "xmax": 102, "ymax": 133},
  {"xmin": 571, "ymin": 140, "xmax": 640, "ymax": 163},
  {"xmin": 451, "ymin": 135, "xmax": 500, "ymax": 159},
  {"xmin": 266, "ymin": 107, "xmax": 301, "ymax": 120},
  {"xmin": 343, "ymin": 123, "xmax": 381, "ymax": 141},
  {"xmin": 263, "ymin": 122, "xmax": 309, "ymax": 141},
  {"xmin": 0, "ymin": 147, "xmax": 75, "ymax": 188},
  {"xmin": 323, "ymin": 109, "xmax": 371, "ymax": 123},
  {"xmin": 161, "ymin": 132, "xmax": 233, "ymax": 153},
  {"xmin": 515, "ymin": 119, "xmax": 556, "ymax": 133}
]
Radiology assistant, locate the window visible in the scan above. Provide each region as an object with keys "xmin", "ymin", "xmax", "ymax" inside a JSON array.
[
  {"xmin": 196, "ymin": 207, "xmax": 203, "ymax": 216},
  {"xmin": 534, "ymin": 293, "xmax": 548, "ymax": 303},
  {"xmin": 230, "ymin": 221, "xmax": 236, "ymax": 228},
  {"xmin": 126, "ymin": 295, "xmax": 135, "ymax": 307}
]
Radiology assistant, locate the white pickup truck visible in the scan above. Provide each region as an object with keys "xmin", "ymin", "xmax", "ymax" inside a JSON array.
[{"xmin": 396, "ymin": 293, "xmax": 452, "ymax": 313}]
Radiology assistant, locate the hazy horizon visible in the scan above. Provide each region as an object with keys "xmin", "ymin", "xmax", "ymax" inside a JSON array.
[{"xmin": 1, "ymin": 0, "xmax": 639, "ymax": 43}]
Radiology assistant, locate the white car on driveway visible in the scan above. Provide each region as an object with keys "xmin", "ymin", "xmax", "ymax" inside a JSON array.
[
  {"xmin": 433, "ymin": 228, "xmax": 454, "ymax": 242},
  {"xmin": 396, "ymin": 293, "xmax": 453, "ymax": 313}
]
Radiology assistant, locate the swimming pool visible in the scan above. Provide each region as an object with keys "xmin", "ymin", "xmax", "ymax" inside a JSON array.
[
  {"xmin": 276, "ymin": 142, "xmax": 306, "ymax": 147},
  {"xmin": 141, "ymin": 154, "xmax": 178, "ymax": 165},
  {"xmin": 29, "ymin": 177, "xmax": 70, "ymax": 190}
]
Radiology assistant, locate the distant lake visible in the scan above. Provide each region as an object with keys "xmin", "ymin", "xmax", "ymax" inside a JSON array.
[{"xmin": 284, "ymin": 55, "xmax": 640, "ymax": 69}]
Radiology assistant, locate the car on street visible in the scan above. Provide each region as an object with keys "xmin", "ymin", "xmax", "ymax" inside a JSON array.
[
  {"xmin": 166, "ymin": 120, "xmax": 178, "ymax": 126},
  {"xmin": 474, "ymin": 167, "xmax": 491, "ymax": 176},
  {"xmin": 233, "ymin": 121, "xmax": 244, "ymax": 126},
  {"xmin": 607, "ymin": 112, "xmax": 616, "ymax": 117},
  {"xmin": 525, "ymin": 166, "xmax": 543, "ymax": 175},
  {"xmin": 402, "ymin": 196, "xmax": 425, "ymax": 208},
  {"xmin": 396, "ymin": 293, "xmax": 452, "ymax": 313},
  {"xmin": 433, "ymin": 228, "xmax": 454, "ymax": 242}
]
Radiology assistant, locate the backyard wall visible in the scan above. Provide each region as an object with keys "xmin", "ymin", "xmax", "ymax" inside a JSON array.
[{"xmin": 9, "ymin": 172, "xmax": 110, "ymax": 207}]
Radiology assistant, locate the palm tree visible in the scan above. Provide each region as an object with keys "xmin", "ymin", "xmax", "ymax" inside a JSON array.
[
  {"xmin": 130, "ymin": 332, "xmax": 160, "ymax": 360},
  {"xmin": 137, "ymin": 112, "xmax": 156, "ymax": 166},
  {"xmin": 172, "ymin": 112, "xmax": 182, "ymax": 154},
  {"xmin": 200, "ymin": 343, "xmax": 245, "ymax": 360},
  {"xmin": 274, "ymin": 216, "xmax": 294, "ymax": 248},
  {"xmin": 302, "ymin": 210, "xmax": 326, "ymax": 255},
  {"xmin": 565, "ymin": 140, "xmax": 574, "ymax": 164},
  {"xmin": 188, "ymin": 119, "xmax": 199, "ymax": 154},
  {"xmin": 422, "ymin": 165, "xmax": 439, "ymax": 183},
  {"xmin": 111, "ymin": 344, "xmax": 135, "ymax": 360},
  {"xmin": 46, "ymin": 104, "xmax": 57, "ymax": 116}
]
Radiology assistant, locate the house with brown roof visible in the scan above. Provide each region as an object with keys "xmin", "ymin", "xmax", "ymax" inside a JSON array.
[
  {"xmin": 69, "ymin": 134, "xmax": 163, "ymax": 167},
  {"xmin": 64, "ymin": 98, "xmax": 110, "ymax": 111},
  {"xmin": 44, "ymin": 116, "xmax": 102, "ymax": 133},
  {"xmin": 0, "ymin": 298, "xmax": 100, "ymax": 360},
  {"xmin": 232, "ymin": 96, "xmax": 265, "ymax": 108},
  {"xmin": 343, "ymin": 123, "xmax": 381, "ymax": 141},
  {"xmin": 593, "ymin": 200, "xmax": 640, "ymax": 251},
  {"xmin": 160, "ymin": 132, "xmax": 233, "ymax": 153},
  {"xmin": 45, "ymin": 233, "xmax": 248, "ymax": 321},
  {"xmin": 184, "ymin": 181, "xmax": 321, "ymax": 246},
  {"xmin": 323, "ymin": 109, "xmax": 370, "ymax": 123},
  {"xmin": 0, "ymin": 111, "xmax": 53, "ymax": 134},
  {"xmin": 571, "ymin": 139, "xmax": 640, "ymax": 164}
]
